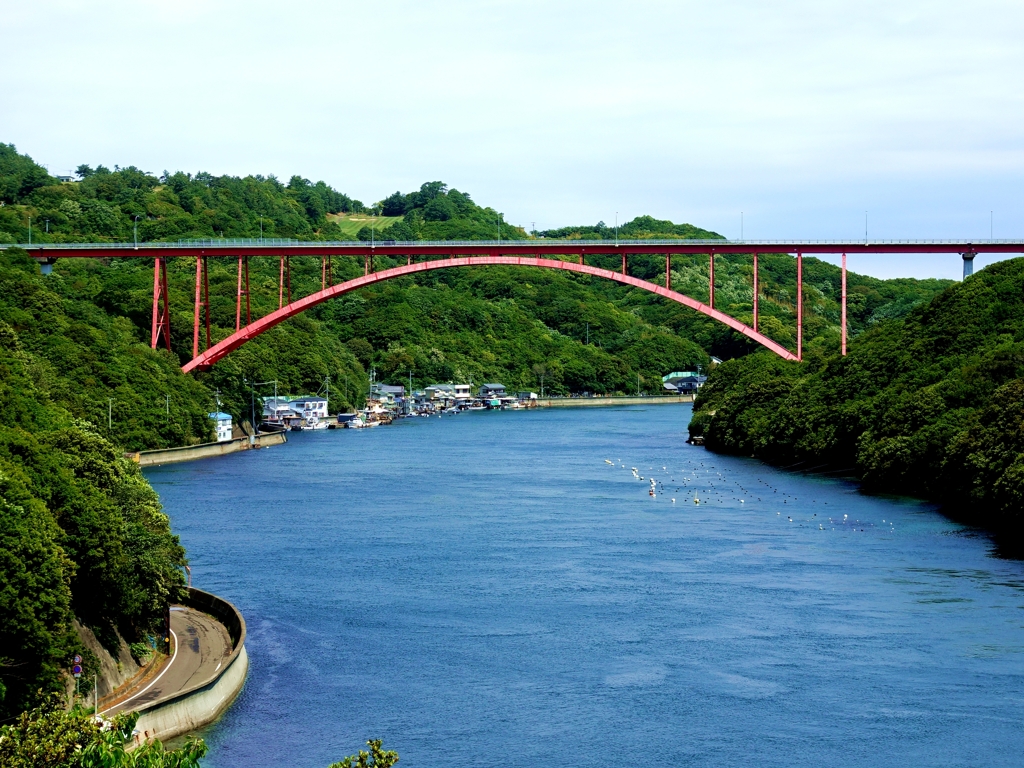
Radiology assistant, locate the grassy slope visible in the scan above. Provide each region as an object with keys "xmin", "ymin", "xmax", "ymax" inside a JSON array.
[{"xmin": 328, "ymin": 213, "xmax": 403, "ymax": 237}]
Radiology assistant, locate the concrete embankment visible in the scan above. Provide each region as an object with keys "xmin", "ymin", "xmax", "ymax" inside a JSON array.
[
  {"xmin": 126, "ymin": 431, "xmax": 287, "ymax": 467},
  {"xmin": 535, "ymin": 395, "xmax": 693, "ymax": 408},
  {"xmin": 133, "ymin": 588, "xmax": 248, "ymax": 742}
]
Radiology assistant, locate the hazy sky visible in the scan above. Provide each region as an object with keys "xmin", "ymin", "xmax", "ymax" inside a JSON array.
[{"xmin": 5, "ymin": 0, "xmax": 1023, "ymax": 279}]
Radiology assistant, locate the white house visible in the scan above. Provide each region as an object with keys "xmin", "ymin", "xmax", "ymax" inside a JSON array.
[
  {"xmin": 289, "ymin": 396, "xmax": 328, "ymax": 418},
  {"xmin": 208, "ymin": 412, "xmax": 233, "ymax": 442}
]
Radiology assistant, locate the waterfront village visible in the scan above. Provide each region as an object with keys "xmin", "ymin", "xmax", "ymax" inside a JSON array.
[{"xmin": 206, "ymin": 371, "xmax": 708, "ymax": 437}]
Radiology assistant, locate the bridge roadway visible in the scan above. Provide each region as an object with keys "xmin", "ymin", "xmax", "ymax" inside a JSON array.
[{"xmin": 9, "ymin": 238, "xmax": 1024, "ymax": 258}]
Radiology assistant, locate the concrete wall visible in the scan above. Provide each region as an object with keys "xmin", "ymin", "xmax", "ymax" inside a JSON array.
[
  {"xmin": 535, "ymin": 395, "xmax": 693, "ymax": 408},
  {"xmin": 134, "ymin": 647, "xmax": 248, "ymax": 743},
  {"xmin": 127, "ymin": 431, "xmax": 287, "ymax": 467},
  {"xmin": 133, "ymin": 588, "xmax": 248, "ymax": 743}
]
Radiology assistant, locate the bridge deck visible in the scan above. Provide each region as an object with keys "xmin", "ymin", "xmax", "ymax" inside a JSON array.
[{"xmin": 6, "ymin": 239, "xmax": 1024, "ymax": 257}]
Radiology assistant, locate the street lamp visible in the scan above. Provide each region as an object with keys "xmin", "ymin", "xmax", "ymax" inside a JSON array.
[{"xmin": 134, "ymin": 216, "xmax": 141, "ymax": 249}]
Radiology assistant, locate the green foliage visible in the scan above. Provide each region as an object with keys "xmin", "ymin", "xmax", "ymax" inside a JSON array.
[
  {"xmin": 539, "ymin": 214, "xmax": 720, "ymax": 241},
  {"xmin": 0, "ymin": 249, "xmax": 213, "ymax": 451},
  {"xmin": 690, "ymin": 257, "xmax": 1024, "ymax": 537},
  {"xmin": 328, "ymin": 739, "xmax": 399, "ymax": 768},
  {"xmin": 0, "ymin": 702, "xmax": 207, "ymax": 767},
  {"xmin": 0, "ymin": 306, "xmax": 187, "ymax": 717},
  {"xmin": 0, "ymin": 144, "xmax": 54, "ymax": 205}
]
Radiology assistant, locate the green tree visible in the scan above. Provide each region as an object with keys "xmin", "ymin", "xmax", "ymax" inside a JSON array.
[{"xmin": 328, "ymin": 740, "xmax": 399, "ymax": 768}]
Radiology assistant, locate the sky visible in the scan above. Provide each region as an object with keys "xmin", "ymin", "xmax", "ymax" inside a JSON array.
[{"xmin": 4, "ymin": 0, "xmax": 1023, "ymax": 279}]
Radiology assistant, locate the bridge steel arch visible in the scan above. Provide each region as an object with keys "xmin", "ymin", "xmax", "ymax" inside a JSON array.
[{"xmin": 182, "ymin": 255, "xmax": 796, "ymax": 373}]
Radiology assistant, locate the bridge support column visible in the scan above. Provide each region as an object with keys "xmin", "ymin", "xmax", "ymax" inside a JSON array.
[
  {"xmin": 841, "ymin": 253, "xmax": 847, "ymax": 356},
  {"xmin": 192, "ymin": 255, "xmax": 210, "ymax": 359},
  {"xmin": 962, "ymin": 250, "xmax": 976, "ymax": 280},
  {"xmin": 621, "ymin": 253, "xmax": 627, "ymax": 276},
  {"xmin": 665, "ymin": 254, "xmax": 671, "ymax": 290},
  {"xmin": 407, "ymin": 255, "xmax": 411, "ymax": 266},
  {"xmin": 709, "ymin": 252, "xmax": 715, "ymax": 309},
  {"xmin": 796, "ymin": 252, "xmax": 803, "ymax": 362},
  {"xmin": 365, "ymin": 254, "xmax": 371, "ymax": 276},
  {"xmin": 752, "ymin": 253, "xmax": 759, "ymax": 332},
  {"xmin": 151, "ymin": 257, "xmax": 171, "ymax": 351},
  {"xmin": 235, "ymin": 256, "xmax": 250, "ymax": 331},
  {"xmin": 279, "ymin": 256, "xmax": 285, "ymax": 309}
]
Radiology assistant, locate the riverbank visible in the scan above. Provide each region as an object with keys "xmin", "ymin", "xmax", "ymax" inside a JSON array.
[
  {"xmin": 126, "ymin": 431, "xmax": 287, "ymax": 467},
  {"xmin": 535, "ymin": 394, "xmax": 693, "ymax": 407}
]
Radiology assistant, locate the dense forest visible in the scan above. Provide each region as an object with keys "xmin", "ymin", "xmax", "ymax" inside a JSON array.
[
  {"xmin": 0, "ymin": 142, "xmax": 952, "ymax": 426},
  {"xmin": 0, "ymin": 141, "xmax": 959, "ymax": 733},
  {"xmin": 0, "ymin": 300, "xmax": 187, "ymax": 718},
  {"xmin": 689, "ymin": 257, "xmax": 1024, "ymax": 541}
]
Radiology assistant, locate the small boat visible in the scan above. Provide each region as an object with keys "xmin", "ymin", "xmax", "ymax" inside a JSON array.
[{"xmin": 304, "ymin": 415, "xmax": 328, "ymax": 430}]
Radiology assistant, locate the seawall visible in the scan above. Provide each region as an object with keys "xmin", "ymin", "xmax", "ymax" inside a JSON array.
[
  {"xmin": 133, "ymin": 588, "xmax": 248, "ymax": 743},
  {"xmin": 126, "ymin": 431, "xmax": 287, "ymax": 467},
  {"xmin": 535, "ymin": 395, "xmax": 693, "ymax": 408}
]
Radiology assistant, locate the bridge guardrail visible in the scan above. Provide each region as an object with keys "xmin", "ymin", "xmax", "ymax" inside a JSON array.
[{"xmin": 6, "ymin": 238, "xmax": 1024, "ymax": 250}]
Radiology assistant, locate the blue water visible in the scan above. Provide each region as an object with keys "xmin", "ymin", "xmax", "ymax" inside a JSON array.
[{"xmin": 147, "ymin": 406, "xmax": 1024, "ymax": 767}]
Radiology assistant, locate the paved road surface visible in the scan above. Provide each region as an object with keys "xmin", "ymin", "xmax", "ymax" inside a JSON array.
[{"xmin": 104, "ymin": 606, "xmax": 233, "ymax": 715}]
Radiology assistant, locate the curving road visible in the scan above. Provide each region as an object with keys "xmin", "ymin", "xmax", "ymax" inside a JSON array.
[{"xmin": 103, "ymin": 606, "xmax": 233, "ymax": 716}]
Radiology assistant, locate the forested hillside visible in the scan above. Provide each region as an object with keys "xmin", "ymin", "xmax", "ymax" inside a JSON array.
[
  {"xmin": 0, "ymin": 141, "xmax": 965, "ymax": 727},
  {"xmin": 689, "ymin": 257, "xmax": 1024, "ymax": 540},
  {"xmin": 0, "ymin": 142, "xmax": 952, "ymax": 408},
  {"xmin": 0, "ymin": 303, "xmax": 187, "ymax": 718}
]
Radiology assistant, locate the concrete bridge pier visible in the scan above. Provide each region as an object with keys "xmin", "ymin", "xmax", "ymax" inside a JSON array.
[{"xmin": 962, "ymin": 250, "xmax": 976, "ymax": 279}]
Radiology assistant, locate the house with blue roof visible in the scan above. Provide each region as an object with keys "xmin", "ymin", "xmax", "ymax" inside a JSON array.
[{"xmin": 209, "ymin": 411, "xmax": 234, "ymax": 442}]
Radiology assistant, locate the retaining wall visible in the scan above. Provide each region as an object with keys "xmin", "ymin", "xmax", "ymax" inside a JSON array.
[
  {"xmin": 127, "ymin": 431, "xmax": 287, "ymax": 467},
  {"xmin": 535, "ymin": 395, "xmax": 693, "ymax": 408},
  {"xmin": 133, "ymin": 588, "xmax": 248, "ymax": 743}
]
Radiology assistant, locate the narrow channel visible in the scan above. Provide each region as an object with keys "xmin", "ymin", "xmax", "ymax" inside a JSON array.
[{"xmin": 147, "ymin": 405, "xmax": 1024, "ymax": 768}]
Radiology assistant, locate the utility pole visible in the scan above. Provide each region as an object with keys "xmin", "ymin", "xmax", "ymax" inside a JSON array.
[
  {"xmin": 165, "ymin": 394, "xmax": 169, "ymax": 421},
  {"xmin": 637, "ymin": 373, "xmax": 641, "ymax": 396},
  {"xmin": 586, "ymin": 322, "xmax": 589, "ymax": 345},
  {"xmin": 107, "ymin": 398, "xmax": 112, "ymax": 431},
  {"xmin": 28, "ymin": 216, "xmax": 31, "ymax": 244}
]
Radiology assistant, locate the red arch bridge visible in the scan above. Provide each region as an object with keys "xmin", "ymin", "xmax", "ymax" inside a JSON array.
[{"xmin": 15, "ymin": 239, "xmax": 1023, "ymax": 373}]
